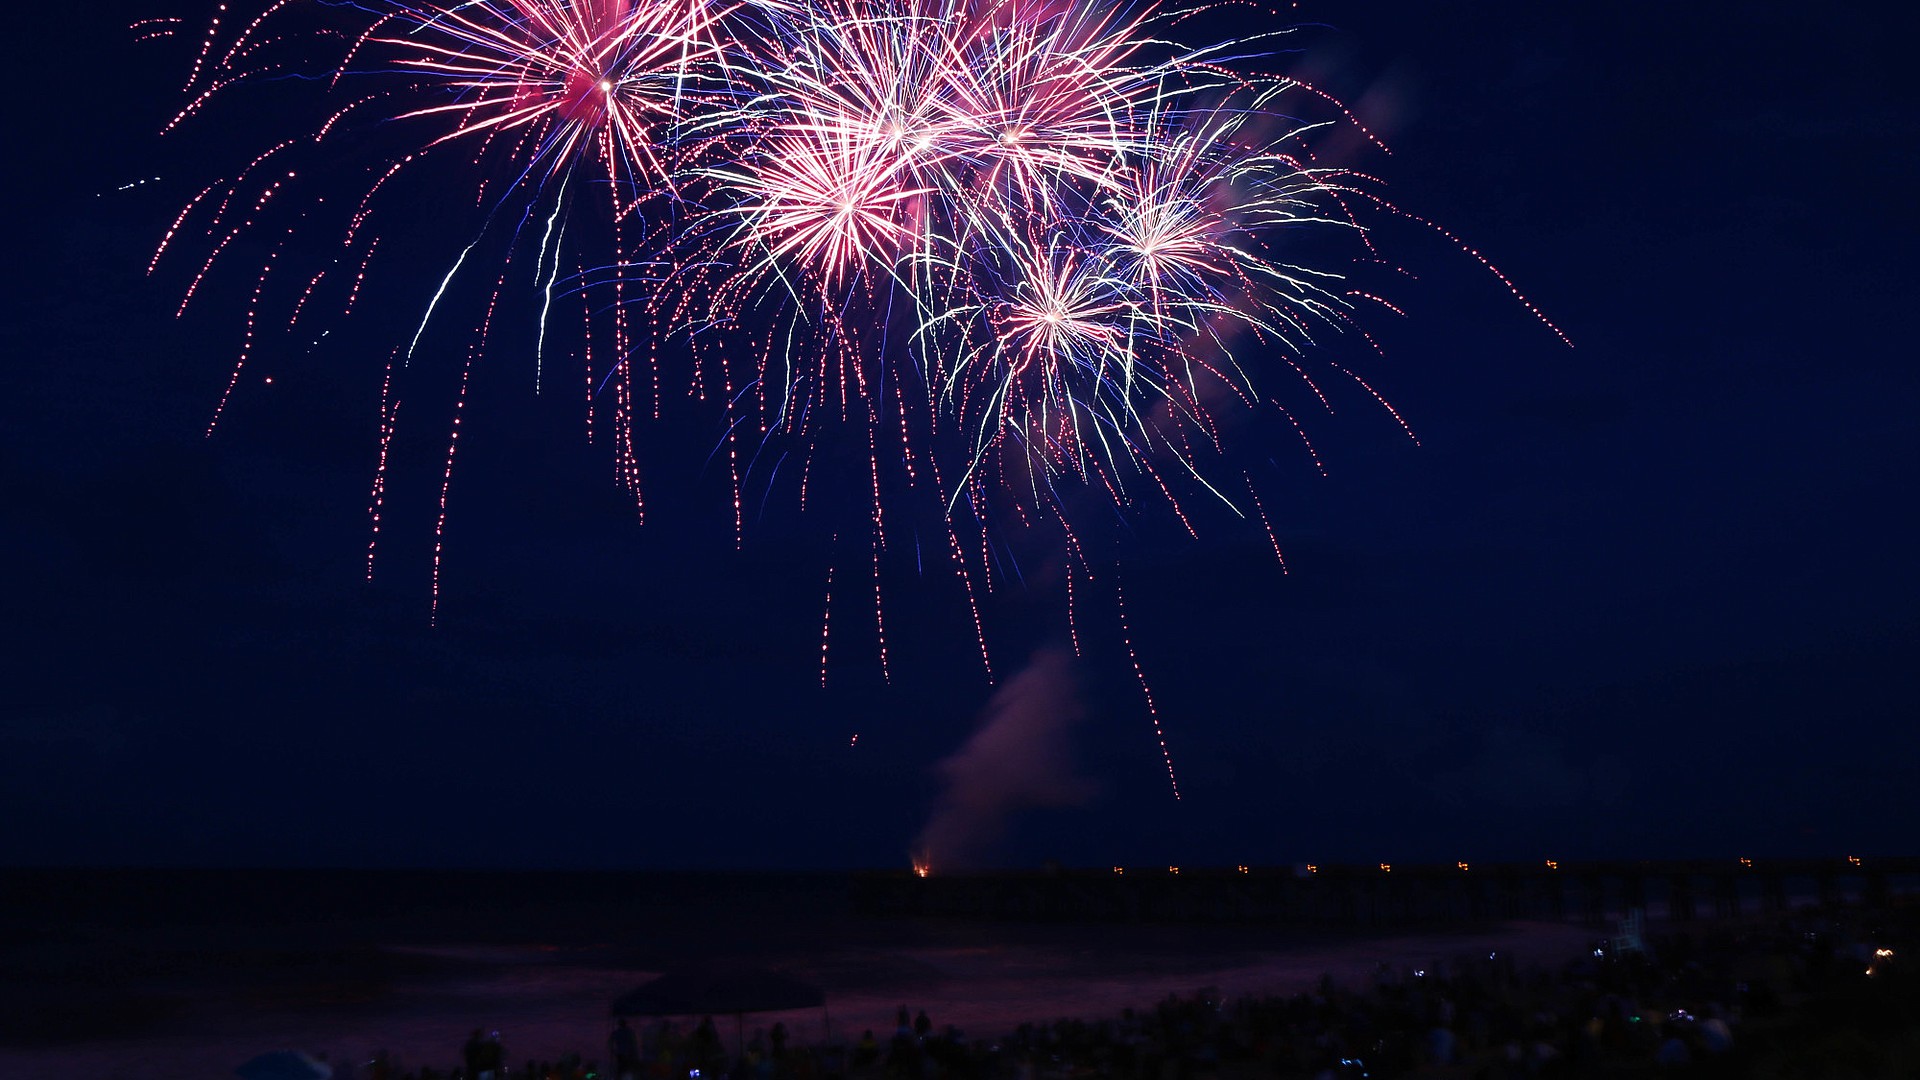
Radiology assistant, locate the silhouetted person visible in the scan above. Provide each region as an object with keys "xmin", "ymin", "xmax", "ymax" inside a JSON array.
[
  {"xmin": 475, "ymin": 1030, "xmax": 504, "ymax": 1080},
  {"xmin": 609, "ymin": 1017, "xmax": 641, "ymax": 1079},
  {"xmin": 691, "ymin": 1015, "xmax": 723, "ymax": 1070},
  {"xmin": 463, "ymin": 1029, "xmax": 486, "ymax": 1078},
  {"xmin": 913, "ymin": 1009, "xmax": 931, "ymax": 1038},
  {"xmin": 886, "ymin": 1028, "xmax": 919, "ymax": 1078},
  {"xmin": 853, "ymin": 1029, "xmax": 879, "ymax": 1068}
]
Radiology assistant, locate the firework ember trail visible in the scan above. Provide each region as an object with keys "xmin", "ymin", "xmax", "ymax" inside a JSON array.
[{"xmin": 149, "ymin": 0, "xmax": 1567, "ymax": 797}]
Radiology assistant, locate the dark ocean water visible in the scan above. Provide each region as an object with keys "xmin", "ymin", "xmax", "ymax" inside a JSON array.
[{"xmin": 0, "ymin": 869, "xmax": 1596, "ymax": 1079}]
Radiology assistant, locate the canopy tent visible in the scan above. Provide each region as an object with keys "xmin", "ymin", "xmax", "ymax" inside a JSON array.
[
  {"xmin": 613, "ymin": 966, "xmax": 830, "ymax": 1057},
  {"xmin": 235, "ymin": 1050, "xmax": 333, "ymax": 1080},
  {"xmin": 612, "ymin": 967, "xmax": 825, "ymax": 1017}
]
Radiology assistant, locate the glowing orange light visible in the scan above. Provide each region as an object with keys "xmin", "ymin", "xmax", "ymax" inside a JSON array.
[
  {"xmin": 1379, "ymin": 863, "xmax": 1392, "ymax": 873},
  {"xmin": 1545, "ymin": 859, "xmax": 1559, "ymax": 870},
  {"xmin": 1168, "ymin": 865, "xmax": 1180, "ymax": 875},
  {"xmin": 1457, "ymin": 861, "xmax": 1470, "ymax": 871}
]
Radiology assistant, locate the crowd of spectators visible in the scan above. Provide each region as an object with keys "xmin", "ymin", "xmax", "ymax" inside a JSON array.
[{"xmin": 343, "ymin": 899, "xmax": 1919, "ymax": 1080}]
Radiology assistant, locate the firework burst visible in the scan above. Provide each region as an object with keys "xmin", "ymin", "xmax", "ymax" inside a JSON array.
[{"xmin": 151, "ymin": 0, "xmax": 1569, "ymax": 795}]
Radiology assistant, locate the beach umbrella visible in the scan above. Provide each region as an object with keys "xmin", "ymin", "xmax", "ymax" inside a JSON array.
[
  {"xmin": 235, "ymin": 1050, "xmax": 334, "ymax": 1080},
  {"xmin": 613, "ymin": 966, "xmax": 828, "ymax": 1056},
  {"xmin": 612, "ymin": 966, "xmax": 825, "ymax": 1016}
]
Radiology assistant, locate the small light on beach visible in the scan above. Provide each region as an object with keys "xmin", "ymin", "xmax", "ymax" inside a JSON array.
[
  {"xmin": 1112, "ymin": 866, "xmax": 1124, "ymax": 875},
  {"xmin": 1849, "ymin": 855, "xmax": 1863, "ymax": 866},
  {"xmin": 1379, "ymin": 863, "xmax": 1392, "ymax": 873},
  {"xmin": 1168, "ymin": 865, "xmax": 1180, "ymax": 875},
  {"xmin": 1237, "ymin": 864, "xmax": 1250, "ymax": 874},
  {"xmin": 1739, "ymin": 857, "xmax": 1752, "ymax": 868},
  {"xmin": 1457, "ymin": 861, "xmax": 1470, "ymax": 871},
  {"xmin": 1546, "ymin": 859, "xmax": 1559, "ymax": 870},
  {"xmin": 1306, "ymin": 863, "xmax": 1318, "ymax": 874}
]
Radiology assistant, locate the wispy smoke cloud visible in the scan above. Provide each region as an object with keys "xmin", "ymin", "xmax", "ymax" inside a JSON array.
[{"xmin": 916, "ymin": 648, "xmax": 1095, "ymax": 869}]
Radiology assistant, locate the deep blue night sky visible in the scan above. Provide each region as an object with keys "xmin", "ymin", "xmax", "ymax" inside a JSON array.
[{"xmin": 2, "ymin": 1, "xmax": 1914, "ymax": 870}]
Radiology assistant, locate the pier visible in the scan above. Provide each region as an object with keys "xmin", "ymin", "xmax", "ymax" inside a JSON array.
[{"xmin": 852, "ymin": 856, "xmax": 1918, "ymax": 927}]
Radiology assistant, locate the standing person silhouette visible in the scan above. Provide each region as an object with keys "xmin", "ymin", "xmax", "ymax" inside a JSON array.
[
  {"xmin": 609, "ymin": 1017, "xmax": 642, "ymax": 1079},
  {"xmin": 462, "ymin": 1029, "xmax": 485, "ymax": 1077}
]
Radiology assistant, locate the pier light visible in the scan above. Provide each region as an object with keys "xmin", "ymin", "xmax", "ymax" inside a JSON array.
[
  {"xmin": 1237, "ymin": 864, "xmax": 1250, "ymax": 874},
  {"xmin": 1379, "ymin": 863, "xmax": 1392, "ymax": 873},
  {"xmin": 1546, "ymin": 859, "xmax": 1559, "ymax": 870},
  {"xmin": 1739, "ymin": 857, "xmax": 1752, "ymax": 868},
  {"xmin": 1112, "ymin": 866, "xmax": 1124, "ymax": 875},
  {"xmin": 1849, "ymin": 855, "xmax": 1863, "ymax": 866},
  {"xmin": 1168, "ymin": 865, "xmax": 1180, "ymax": 875},
  {"xmin": 1457, "ymin": 861, "xmax": 1471, "ymax": 872}
]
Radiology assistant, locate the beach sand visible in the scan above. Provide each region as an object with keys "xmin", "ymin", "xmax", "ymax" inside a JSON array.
[{"xmin": 0, "ymin": 870, "xmax": 1602, "ymax": 1079}]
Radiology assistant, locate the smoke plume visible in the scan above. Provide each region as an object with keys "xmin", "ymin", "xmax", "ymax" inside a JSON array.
[{"xmin": 915, "ymin": 648, "xmax": 1096, "ymax": 869}]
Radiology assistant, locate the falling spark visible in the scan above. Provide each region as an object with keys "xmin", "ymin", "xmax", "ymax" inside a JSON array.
[{"xmin": 155, "ymin": 0, "xmax": 1571, "ymax": 786}]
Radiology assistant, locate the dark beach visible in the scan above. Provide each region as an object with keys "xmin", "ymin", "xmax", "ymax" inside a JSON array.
[{"xmin": 0, "ymin": 868, "xmax": 1598, "ymax": 1078}]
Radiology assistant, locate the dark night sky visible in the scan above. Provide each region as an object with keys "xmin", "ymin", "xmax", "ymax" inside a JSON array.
[{"xmin": 2, "ymin": 1, "xmax": 1914, "ymax": 870}]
